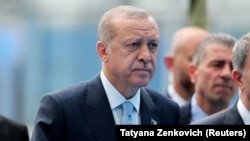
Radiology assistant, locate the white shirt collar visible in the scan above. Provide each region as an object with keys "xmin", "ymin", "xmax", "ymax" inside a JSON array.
[
  {"xmin": 100, "ymin": 70, "xmax": 140, "ymax": 113},
  {"xmin": 237, "ymin": 98, "xmax": 250, "ymax": 125},
  {"xmin": 190, "ymin": 94, "xmax": 208, "ymax": 123},
  {"xmin": 168, "ymin": 84, "xmax": 187, "ymax": 107}
]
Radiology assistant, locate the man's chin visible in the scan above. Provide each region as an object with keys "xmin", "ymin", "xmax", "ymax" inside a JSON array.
[{"xmin": 133, "ymin": 80, "xmax": 150, "ymax": 87}]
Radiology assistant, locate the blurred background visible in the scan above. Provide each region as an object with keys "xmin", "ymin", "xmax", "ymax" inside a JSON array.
[{"xmin": 0, "ymin": 0, "xmax": 249, "ymax": 137}]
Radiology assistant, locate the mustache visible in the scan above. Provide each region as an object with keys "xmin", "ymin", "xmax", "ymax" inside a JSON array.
[{"xmin": 132, "ymin": 64, "xmax": 153, "ymax": 73}]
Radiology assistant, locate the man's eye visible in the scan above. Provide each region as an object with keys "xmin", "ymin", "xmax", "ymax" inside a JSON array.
[
  {"xmin": 148, "ymin": 43, "xmax": 158, "ymax": 52},
  {"xmin": 211, "ymin": 62, "xmax": 224, "ymax": 69},
  {"xmin": 149, "ymin": 43, "xmax": 158, "ymax": 48},
  {"xmin": 131, "ymin": 42, "xmax": 139, "ymax": 47},
  {"xmin": 127, "ymin": 43, "xmax": 139, "ymax": 51}
]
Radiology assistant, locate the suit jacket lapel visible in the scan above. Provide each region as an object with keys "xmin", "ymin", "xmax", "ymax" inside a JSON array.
[
  {"xmin": 79, "ymin": 75, "xmax": 116, "ymax": 141},
  {"xmin": 180, "ymin": 100, "xmax": 192, "ymax": 124},
  {"xmin": 140, "ymin": 88, "xmax": 161, "ymax": 125},
  {"xmin": 224, "ymin": 102, "xmax": 244, "ymax": 125}
]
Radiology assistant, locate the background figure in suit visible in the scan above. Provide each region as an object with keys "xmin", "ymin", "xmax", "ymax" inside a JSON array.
[
  {"xmin": 180, "ymin": 33, "xmax": 237, "ymax": 124},
  {"xmin": 191, "ymin": 32, "xmax": 250, "ymax": 125},
  {"xmin": 31, "ymin": 5, "xmax": 180, "ymax": 141},
  {"xmin": 0, "ymin": 115, "xmax": 29, "ymax": 141},
  {"xmin": 164, "ymin": 26, "xmax": 208, "ymax": 107}
]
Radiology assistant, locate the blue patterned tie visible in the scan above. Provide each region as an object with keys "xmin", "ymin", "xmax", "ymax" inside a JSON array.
[{"xmin": 122, "ymin": 101, "xmax": 134, "ymax": 125}]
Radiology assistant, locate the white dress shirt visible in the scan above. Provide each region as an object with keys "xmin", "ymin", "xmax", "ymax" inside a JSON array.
[
  {"xmin": 237, "ymin": 98, "xmax": 250, "ymax": 125},
  {"xmin": 167, "ymin": 84, "xmax": 188, "ymax": 107},
  {"xmin": 100, "ymin": 71, "xmax": 141, "ymax": 125},
  {"xmin": 190, "ymin": 94, "xmax": 208, "ymax": 123}
]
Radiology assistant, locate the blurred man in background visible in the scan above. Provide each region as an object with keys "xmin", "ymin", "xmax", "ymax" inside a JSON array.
[
  {"xmin": 180, "ymin": 33, "xmax": 237, "ymax": 124},
  {"xmin": 164, "ymin": 26, "xmax": 208, "ymax": 107},
  {"xmin": 191, "ymin": 32, "xmax": 250, "ymax": 125}
]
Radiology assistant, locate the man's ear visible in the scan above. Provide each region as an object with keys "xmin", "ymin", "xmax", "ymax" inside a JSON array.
[
  {"xmin": 96, "ymin": 41, "xmax": 108, "ymax": 62},
  {"xmin": 232, "ymin": 70, "xmax": 243, "ymax": 89},
  {"xmin": 188, "ymin": 64, "xmax": 196, "ymax": 83},
  {"xmin": 164, "ymin": 54, "xmax": 174, "ymax": 71}
]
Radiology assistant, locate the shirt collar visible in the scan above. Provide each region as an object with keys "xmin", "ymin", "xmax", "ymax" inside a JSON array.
[
  {"xmin": 168, "ymin": 84, "xmax": 187, "ymax": 107},
  {"xmin": 190, "ymin": 94, "xmax": 208, "ymax": 123},
  {"xmin": 237, "ymin": 98, "xmax": 250, "ymax": 124},
  {"xmin": 100, "ymin": 70, "xmax": 140, "ymax": 113}
]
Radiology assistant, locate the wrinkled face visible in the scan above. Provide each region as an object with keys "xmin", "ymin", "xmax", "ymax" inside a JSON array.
[
  {"xmin": 192, "ymin": 43, "xmax": 237, "ymax": 106},
  {"xmin": 103, "ymin": 17, "xmax": 159, "ymax": 89}
]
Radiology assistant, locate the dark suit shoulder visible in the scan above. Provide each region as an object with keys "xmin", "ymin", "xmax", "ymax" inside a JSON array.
[
  {"xmin": 191, "ymin": 103, "xmax": 244, "ymax": 125},
  {"xmin": 0, "ymin": 115, "xmax": 29, "ymax": 141},
  {"xmin": 190, "ymin": 111, "xmax": 225, "ymax": 125},
  {"xmin": 42, "ymin": 74, "xmax": 102, "ymax": 101},
  {"xmin": 0, "ymin": 115, "xmax": 28, "ymax": 130}
]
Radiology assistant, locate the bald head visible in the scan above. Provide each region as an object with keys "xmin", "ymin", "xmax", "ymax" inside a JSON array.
[
  {"xmin": 164, "ymin": 26, "xmax": 208, "ymax": 103},
  {"xmin": 171, "ymin": 26, "xmax": 208, "ymax": 55}
]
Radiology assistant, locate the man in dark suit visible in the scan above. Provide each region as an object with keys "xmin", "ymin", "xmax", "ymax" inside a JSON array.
[
  {"xmin": 0, "ymin": 115, "xmax": 29, "ymax": 141},
  {"xmin": 191, "ymin": 32, "xmax": 250, "ymax": 125},
  {"xmin": 180, "ymin": 33, "xmax": 237, "ymax": 124},
  {"xmin": 31, "ymin": 5, "xmax": 180, "ymax": 141}
]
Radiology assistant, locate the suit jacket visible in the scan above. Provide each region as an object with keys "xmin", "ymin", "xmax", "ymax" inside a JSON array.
[
  {"xmin": 31, "ymin": 74, "xmax": 180, "ymax": 141},
  {"xmin": 191, "ymin": 101, "xmax": 244, "ymax": 125},
  {"xmin": 179, "ymin": 99, "xmax": 192, "ymax": 125},
  {"xmin": 0, "ymin": 115, "xmax": 29, "ymax": 141}
]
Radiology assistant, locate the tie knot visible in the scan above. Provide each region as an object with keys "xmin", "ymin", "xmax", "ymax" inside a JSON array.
[{"xmin": 122, "ymin": 101, "xmax": 134, "ymax": 115}]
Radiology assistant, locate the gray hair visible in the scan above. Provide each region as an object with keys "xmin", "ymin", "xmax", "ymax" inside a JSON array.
[
  {"xmin": 192, "ymin": 32, "xmax": 237, "ymax": 66},
  {"xmin": 98, "ymin": 5, "xmax": 154, "ymax": 43},
  {"xmin": 232, "ymin": 32, "xmax": 250, "ymax": 73}
]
